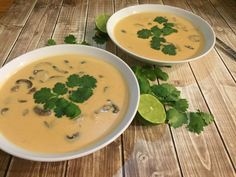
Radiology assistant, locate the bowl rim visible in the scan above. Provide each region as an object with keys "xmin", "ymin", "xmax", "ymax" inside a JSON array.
[
  {"xmin": 0, "ymin": 44, "xmax": 140, "ymax": 162},
  {"xmin": 107, "ymin": 4, "xmax": 216, "ymax": 65}
]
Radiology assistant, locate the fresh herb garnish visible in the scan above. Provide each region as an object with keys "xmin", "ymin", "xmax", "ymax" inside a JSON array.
[
  {"xmin": 92, "ymin": 27, "xmax": 109, "ymax": 45},
  {"xmin": 64, "ymin": 34, "xmax": 77, "ymax": 44},
  {"xmin": 137, "ymin": 16, "xmax": 178, "ymax": 55},
  {"xmin": 33, "ymin": 74, "xmax": 97, "ymax": 119},
  {"xmin": 47, "ymin": 39, "xmax": 56, "ymax": 46},
  {"xmin": 46, "ymin": 35, "xmax": 90, "ymax": 46},
  {"xmin": 133, "ymin": 65, "xmax": 214, "ymax": 134}
]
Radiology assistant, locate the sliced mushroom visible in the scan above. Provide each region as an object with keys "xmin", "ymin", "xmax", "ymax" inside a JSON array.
[
  {"xmin": 80, "ymin": 61, "xmax": 86, "ymax": 64},
  {"xmin": 121, "ymin": 29, "xmax": 126, "ymax": 33},
  {"xmin": 22, "ymin": 109, "xmax": 29, "ymax": 116},
  {"xmin": 33, "ymin": 69, "xmax": 44, "ymax": 75},
  {"xmin": 11, "ymin": 85, "xmax": 19, "ymax": 92},
  {"xmin": 188, "ymin": 35, "xmax": 200, "ymax": 42},
  {"xmin": 103, "ymin": 86, "xmax": 109, "ymax": 92},
  {"xmin": 16, "ymin": 79, "xmax": 33, "ymax": 89},
  {"xmin": 66, "ymin": 132, "xmax": 80, "ymax": 141},
  {"xmin": 43, "ymin": 121, "xmax": 54, "ymax": 128},
  {"xmin": 111, "ymin": 103, "xmax": 120, "ymax": 113},
  {"xmin": 52, "ymin": 65, "xmax": 68, "ymax": 74},
  {"xmin": 28, "ymin": 87, "xmax": 37, "ymax": 94},
  {"xmin": 34, "ymin": 70, "xmax": 49, "ymax": 83},
  {"xmin": 18, "ymin": 99, "xmax": 27, "ymax": 103},
  {"xmin": 33, "ymin": 106, "xmax": 51, "ymax": 116},
  {"xmin": 1, "ymin": 107, "xmax": 9, "ymax": 115},
  {"xmin": 184, "ymin": 45, "xmax": 194, "ymax": 50}
]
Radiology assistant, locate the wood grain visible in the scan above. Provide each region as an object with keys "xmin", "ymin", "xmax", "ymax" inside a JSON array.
[
  {"xmin": 209, "ymin": 0, "xmax": 236, "ymax": 33},
  {"xmin": 163, "ymin": 0, "xmax": 236, "ymax": 168},
  {"xmin": 0, "ymin": 0, "xmax": 13, "ymax": 14},
  {"xmin": 114, "ymin": 1, "xmax": 182, "ymax": 177},
  {"xmin": 65, "ymin": 1, "xmax": 123, "ymax": 176},
  {"xmin": 5, "ymin": 0, "xmax": 63, "ymax": 63},
  {"xmin": 3, "ymin": 0, "xmax": 67, "ymax": 176},
  {"xmin": 0, "ymin": 0, "xmax": 37, "ymax": 66},
  {"xmin": 184, "ymin": 0, "xmax": 236, "ymax": 80},
  {"xmin": 6, "ymin": 158, "xmax": 67, "ymax": 177},
  {"xmin": 53, "ymin": 0, "xmax": 89, "ymax": 43}
]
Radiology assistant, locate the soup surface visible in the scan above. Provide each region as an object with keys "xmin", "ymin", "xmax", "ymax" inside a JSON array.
[
  {"xmin": 0, "ymin": 54, "xmax": 129, "ymax": 153},
  {"xmin": 114, "ymin": 12, "xmax": 205, "ymax": 61}
]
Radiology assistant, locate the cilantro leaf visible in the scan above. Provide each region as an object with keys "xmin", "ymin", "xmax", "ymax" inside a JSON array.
[
  {"xmin": 43, "ymin": 97, "xmax": 57, "ymax": 110},
  {"xmin": 154, "ymin": 16, "xmax": 168, "ymax": 24},
  {"xmin": 66, "ymin": 74, "xmax": 80, "ymax": 88},
  {"xmin": 162, "ymin": 44, "xmax": 177, "ymax": 55},
  {"xmin": 164, "ymin": 23, "xmax": 174, "ymax": 28},
  {"xmin": 151, "ymin": 26, "xmax": 162, "ymax": 37},
  {"xmin": 196, "ymin": 110, "xmax": 214, "ymax": 125},
  {"xmin": 171, "ymin": 99, "xmax": 189, "ymax": 112},
  {"xmin": 80, "ymin": 40, "xmax": 91, "ymax": 45},
  {"xmin": 33, "ymin": 88, "xmax": 55, "ymax": 104},
  {"xmin": 78, "ymin": 75, "xmax": 97, "ymax": 88},
  {"xmin": 64, "ymin": 102, "xmax": 81, "ymax": 118},
  {"xmin": 151, "ymin": 83, "xmax": 180, "ymax": 103},
  {"xmin": 64, "ymin": 34, "xmax": 77, "ymax": 44},
  {"xmin": 93, "ymin": 27, "xmax": 109, "ymax": 44},
  {"xmin": 154, "ymin": 67, "xmax": 169, "ymax": 81},
  {"xmin": 47, "ymin": 39, "xmax": 56, "ymax": 46},
  {"xmin": 137, "ymin": 75, "xmax": 151, "ymax": 94},
  {"xmin": 137, "ymin": 29, "xmax": 152, "ymax": 39},
  {"xmin": 167, "ymin": 108, "xmax": 188, "ymax": 128},
  {"xmin": 187, "ymin": 112, "xmax": 205, "ymax": 134},
  {"xmin": 162, "ymin": 27, "xmax": 178, "ymax": 36},
  {"xmin": 150, "ymin": 36, "xmax": 166, "ymax": 50},
  {"xmin": 53, "ymin": 83, "xmax": 68, "ymax": 95},
  {"xmin": 69, "ymin": 87, "xmax": 93, "ymax": 103}
]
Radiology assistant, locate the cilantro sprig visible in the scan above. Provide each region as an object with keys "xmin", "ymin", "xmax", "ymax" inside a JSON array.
[
  {"xmin": 47, "ymin": 34, "xmax": 90, "ymax": 46},
  {"xmin": 137, "ymin": 16, "xmax": 178, "ymax": 55},
  {"xmin": 133, "ymin": 65, "xmax": 214, "ymax": 134},
  {"xmin": 33, "ymin": 74, "xmax": 97, "ymax": 119}
]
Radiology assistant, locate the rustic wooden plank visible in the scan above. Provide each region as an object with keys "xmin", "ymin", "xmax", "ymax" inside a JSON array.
[
  {"xmin": 5, "ymin": 0, "xmax": 63, "ymax": 63},
  {"xmin": 67, "ymin": 139, "xmax": 122, "ymax": 177},
  {"xmin": 0, "ymin": 0, "xmax": 37, "ymax": 66},
  {"xmin": 163, "ymin": 0, "xmax": 236, "ymax": 168},
  {"xmin": 52, "ymin": 0, "xmax": 89, "ymax": 43},
  {"xmin": 161, "ymin": 62, "xmax": 236, "ymax": 177},
  {"xmin": 65, "ymin": 1, "xmax": 123, "ymax": 177},
  {"xmin": 114, "ymin": 1, "xmax": 182, "ymax": 177},
  {"xmin": 3, "ymin": 0, "xmax": 68, "ymax": 176},
  {"xmin": 0, "ymin": 151, "xmax": 10, "ymax": 177},
  {"xmin": 0, "ymin": 0, "xmax": 13, "ymax": 14},
  {"xmin": 183, "ymin": 0, "xmax": 236, "ymax": 80},
  {"xmin": 209, "ymin": 0, "xmax": 236, "ymax": 33},
  {"xmin": 6, "ymin": 158, "xmax": 66, "ymax": 177}
]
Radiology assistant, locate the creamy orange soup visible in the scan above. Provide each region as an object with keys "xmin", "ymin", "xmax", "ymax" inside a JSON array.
[
  {"xmin": 0, "ymin": 54, "xmax": 129, "ymax": 153},
  {"xmin": 114, "ymin": 12, "xmax": 205, "ymax": 61}
]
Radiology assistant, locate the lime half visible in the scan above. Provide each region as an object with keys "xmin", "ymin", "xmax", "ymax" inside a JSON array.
[
  {"xmin": 138, "ymin": 94, "xmax": 166, "ymax": 124},
  {"xmin": 95, "ymin": 14, "xmax": 110, "ymax": 33}
]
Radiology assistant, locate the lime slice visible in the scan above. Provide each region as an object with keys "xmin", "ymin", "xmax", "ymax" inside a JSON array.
[
  {"xmin": 95, "ymin": 14, "xmax": 110, "ymax": 33},
  {"xmin": 138, "ymin": 94, "xmax": 166, "ymax": 124}
]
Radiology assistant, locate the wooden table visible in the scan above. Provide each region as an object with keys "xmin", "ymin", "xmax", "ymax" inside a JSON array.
[{"xmin": 0, "ymin": 0, "xmax": 235, "ymax": 176}]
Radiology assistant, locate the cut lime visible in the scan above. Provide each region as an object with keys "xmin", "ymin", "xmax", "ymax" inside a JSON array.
[
  {"xmin": 95, "ymin": 14, "xmax": 110, "ymax": 33},
  {"xmin": 138, "ymin": 94, "xmax": 166, "ymax": 124}
]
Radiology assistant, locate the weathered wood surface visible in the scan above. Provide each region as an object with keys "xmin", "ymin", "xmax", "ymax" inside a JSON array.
[{"xmin": 0, "ymin": 0, "xmax": 235, "ymax": 177}]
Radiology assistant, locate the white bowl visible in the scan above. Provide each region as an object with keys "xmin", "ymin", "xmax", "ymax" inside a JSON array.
[
  {"xmin": 0, "ymin": 45, "xmax": 140, "ymax": 162},
  {"xmin": 107, "ymin": 4, "xmax": 216, "ymax": 65}
]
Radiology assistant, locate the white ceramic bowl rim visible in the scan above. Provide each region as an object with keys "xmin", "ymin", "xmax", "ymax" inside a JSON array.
[
  {"xmin": 107, "ymin": 4, "xmax": 216, "ymax": 65},
  {"xmin": 0, "ymin": 44, "xmax": 140, "ymax": 162}
]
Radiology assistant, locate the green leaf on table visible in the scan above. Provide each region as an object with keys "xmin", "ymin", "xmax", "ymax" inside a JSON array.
[
  {"xmin": 167, "ymin": 108, "xmax": 188, "ymax": 128},
  {"xmin": 64, "ymin": 34, "xmax": 77, "ymax": 44},
  {"xmin": 47, "ymin": 39, "xmax": 56, "ymax": 46},
  {"xmin": 171, "ymin": 99, "xmax": 189, "ymax": 112},
  {"xmin": 154, "ymin": 67, "xmax": 169, "ymax": 81}
]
